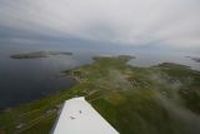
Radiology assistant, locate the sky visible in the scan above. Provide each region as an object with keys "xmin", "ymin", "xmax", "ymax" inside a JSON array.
[{"xmin": 0, "ymin": 0, "xmax": 199, "ymax": 51}]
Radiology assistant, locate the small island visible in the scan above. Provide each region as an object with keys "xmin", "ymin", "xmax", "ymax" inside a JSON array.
[
  {"xmin": 186, "ymin": 56, "xmax": 200, "ymax": 63},
  {"xmin": 11, "ymin": 51, "xmax": 73, "ymax": 59}
]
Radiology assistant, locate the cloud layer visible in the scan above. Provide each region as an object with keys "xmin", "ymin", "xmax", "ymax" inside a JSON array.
[{"xmin": 0, "ymin": 0, "xmax": 200, "ymax": 48}]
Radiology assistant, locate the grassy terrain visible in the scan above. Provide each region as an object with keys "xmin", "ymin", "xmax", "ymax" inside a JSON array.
[{"xmin": 0, "ymin": 55, "xmax": 200, "ymax": 134}]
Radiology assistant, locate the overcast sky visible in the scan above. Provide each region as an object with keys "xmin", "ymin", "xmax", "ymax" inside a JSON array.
[{"xmin": 0, "ymin": 0, "xmax": 199, "ymax": 50}]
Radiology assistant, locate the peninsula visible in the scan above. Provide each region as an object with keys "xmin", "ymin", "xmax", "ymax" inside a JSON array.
[{"xmin": 1, "ymin": 55, "xmax": 200, "ymax": 134}]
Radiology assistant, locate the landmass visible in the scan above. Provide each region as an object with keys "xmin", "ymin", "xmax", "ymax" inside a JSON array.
[
  {"xmin": 11, "ymin": 51, "xmax": 73, "ymax": 59},
  {"xmin": 0, "ymin": 55, "xmax": 200, "ymax": 134},
  {"xmin": 186, "ymin": 56, "xmax": 200, "ymax": 63}
]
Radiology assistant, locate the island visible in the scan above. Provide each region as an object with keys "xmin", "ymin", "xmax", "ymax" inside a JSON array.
[
  {"xmin": 0, "ymin": 55, "xmax": 200, "ymax": 134},
  {"xmin": 11, "ymin": 51, "xmax": 73, "ymax": 59},
  {"xmin": 186, "ymin": 56, "xmax": 200, "ymax": 63}
]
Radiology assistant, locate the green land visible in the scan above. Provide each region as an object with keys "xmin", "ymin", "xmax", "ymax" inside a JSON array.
[{"xmin": 0, "ymin": 55, "xmax": 200, "ymax": 134}]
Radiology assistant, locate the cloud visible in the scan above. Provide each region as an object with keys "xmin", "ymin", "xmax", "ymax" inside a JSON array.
[{"xmin": 0, "ymin": 0, "xmax": 200, "ymax": 49}]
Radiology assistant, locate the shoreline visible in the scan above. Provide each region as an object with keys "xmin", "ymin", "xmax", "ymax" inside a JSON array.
[{"xmin": 1, "ymin": 56, "xmax": 200, "ymax": 134}]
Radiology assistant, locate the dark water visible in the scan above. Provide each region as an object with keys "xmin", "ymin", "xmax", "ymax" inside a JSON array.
[
  {"xmin": 0, "ymin": 43, "xmax": 199, "ymax": 109},
  {"xmin": 0, "ymin": 43, "xmax": 93, "ymax": 109}
]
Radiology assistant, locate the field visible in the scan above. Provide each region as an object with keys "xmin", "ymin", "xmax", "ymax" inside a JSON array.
[{"xmin": 0, "ymin": 55, "xmax": 200, "ymax": 134}]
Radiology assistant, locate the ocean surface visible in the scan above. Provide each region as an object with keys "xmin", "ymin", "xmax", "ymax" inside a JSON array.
[
  {"xmin": 0, "ymin": 43, "xmax": 93, "ymax": 109},
  {"xmin": 0, "ymin": 43, "xmax": 199, "ymax": 109}
]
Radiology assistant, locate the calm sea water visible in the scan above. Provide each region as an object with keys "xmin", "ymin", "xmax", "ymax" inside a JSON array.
[
  {"xmin": 0, "ymin": 43, "xmax": 199, "ymax": 109},
  {"xmin": 0, "ymin": 43, "xmax": 93, "ymax": 109}
]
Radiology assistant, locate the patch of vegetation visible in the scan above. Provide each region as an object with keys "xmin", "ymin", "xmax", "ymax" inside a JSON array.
[{"xmin": 0, "ymin": 56, "xmax": 200, "ymax": 134}]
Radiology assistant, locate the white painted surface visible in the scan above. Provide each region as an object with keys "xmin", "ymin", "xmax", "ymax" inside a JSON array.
[{"xmin": 53, "ymin": 97, "xmax": 119, "ymax": 134}]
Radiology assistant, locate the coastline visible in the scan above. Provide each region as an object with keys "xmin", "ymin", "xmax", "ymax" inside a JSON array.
[{"xmin": 1, "ymin": 56, "xmax": 200, "ymax": 134}]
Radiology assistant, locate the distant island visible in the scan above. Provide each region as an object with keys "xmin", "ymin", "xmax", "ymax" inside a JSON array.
[
  {"xmin": 186, "ymin": 56, "xmax": 200, "ymax": 63},
  {"xmin": 11, "ymin": 51, "xmax": 73, "ymax": 59}
]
